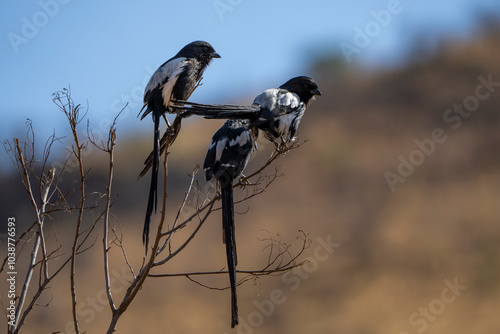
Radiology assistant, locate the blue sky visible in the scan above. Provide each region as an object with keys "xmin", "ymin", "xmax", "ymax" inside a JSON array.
[{"xmin": 0, "ymin": 0, "xmax": 498, "ymax": 146}]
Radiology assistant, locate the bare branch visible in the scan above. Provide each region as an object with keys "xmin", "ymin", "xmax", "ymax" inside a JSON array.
[
  {"xmin": 153, "ymin": 201, "xmax": 215, "ymax": 266},
  {"xmin": 12, "ymin": 139, "xmax": 44, "ymax": 334},
  {"xmin": 111, "ymin": 227, "xmax": 136, "ymax": 280},
  {"xmin": 157, "ymin": 165, "xmax": 199, "ymax": 254},
  {"xmin": 149, "ymin": 231, "xmax": 311, "ymax": 292},
  {"xmin": 53, "ymin": 88, "xmax": 87, "ymax": 334}
]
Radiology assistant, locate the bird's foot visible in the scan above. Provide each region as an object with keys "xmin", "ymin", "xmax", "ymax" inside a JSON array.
[
  {"xmin": 275, "ymin": 138, "xmax": 290, "ymax": 154},
  {"xmin": 238, "ymin": 175, "xmax": 255, "ymax": 188}
]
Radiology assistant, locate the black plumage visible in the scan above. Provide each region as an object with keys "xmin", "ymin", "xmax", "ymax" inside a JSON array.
[
  {"xmin": 204, "ymin": 119, "xmax": 257, "ymax": 328},
  {"xmin": 139, "ymin": 41, "xmax": 220, "ymax": 251}
]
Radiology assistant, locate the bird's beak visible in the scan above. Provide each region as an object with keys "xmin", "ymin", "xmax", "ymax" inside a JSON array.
[
  {"xmin": 212, "ymin": 52, "xmax": 221, "ymax": 58},
  {"xmin": 313, "ymin": 88, "xmax": 322, "ymax": 96}
]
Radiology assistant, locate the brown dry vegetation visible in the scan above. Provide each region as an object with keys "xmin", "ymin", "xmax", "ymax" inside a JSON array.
[{"xmin": 2, "ymin": 26, "xmax": 500, "ymax": 334}]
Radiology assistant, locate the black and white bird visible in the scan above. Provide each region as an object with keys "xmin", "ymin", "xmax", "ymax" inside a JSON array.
[
  {"xmin": 171, "ymin": 76, "xmax": 321, "ymax": 147},
  {"xmin": 204, "ymin": 119, "xmax": 257, "ymax": 328},
  {"xmin": 139, "ymin": 40, "xmax": 220, "ymax": 251}
]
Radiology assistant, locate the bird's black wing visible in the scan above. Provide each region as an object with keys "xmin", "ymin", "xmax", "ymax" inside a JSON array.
[
  {"xmin": 139, "ymin": 57, "xmax": 189, "ymax": 120},
  {"xmin": 204, "ymin": 121, "xmax": 255, "ymax": 183}
]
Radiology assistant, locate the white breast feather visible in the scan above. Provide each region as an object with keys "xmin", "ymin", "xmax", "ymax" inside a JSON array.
[{"xmin": 277, "ymin": 112, "xmax": 296, "ymax": 139}]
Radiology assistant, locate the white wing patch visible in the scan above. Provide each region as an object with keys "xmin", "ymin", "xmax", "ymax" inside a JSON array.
[
  {"xmin": 278, "ymin": 91, "xmax": 299, "ymax": 109},
  {"xmin": 215, "ymin": 138, "xmax": 228, "ymax": 162},
  {"xmin": 254, "ymin": 89, "xmax": 278, "ymax": 110},
  {"xmin": 144, "ymin": 57, "xmax": 188, "ymax": 105},
  {"xmin": 254, "ymin": 89, "xmax": 300, "ymax": 111},
  {"xmin": 229, "ymin": 131, "xmax": 249, "ymax": 147}
]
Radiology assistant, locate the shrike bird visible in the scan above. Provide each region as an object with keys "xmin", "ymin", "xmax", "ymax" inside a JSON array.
[
  {"xmin": 139, "ymin": 40, "xmax": 220, "ymax": 251},
  {"xmin": 171, "ymin": 76, "xmax": 321, "ymax": 147},
  {"xmin": 204, "ymin": 119, "xmax": 257, "ymax": 328}
]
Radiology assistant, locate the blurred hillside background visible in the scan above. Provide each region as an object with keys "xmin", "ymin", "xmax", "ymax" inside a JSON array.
[{"xmin": 2, "ymin": 1, "xmax": 500, "ymax": 333}]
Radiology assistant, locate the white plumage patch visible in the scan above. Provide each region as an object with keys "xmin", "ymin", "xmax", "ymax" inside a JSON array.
[
  {"xmin": 215, "ymin": 138, "xmax": 228, "ymax": 162},
  {"xmin": 279, "ymin": 109, "xmax": 304, "ymax": 141},
  {"xmin": 144, "ymin": 57, "xmax": 188, "ymax": 106},
  {"xmin": 277, "ymin": 112, "xmax": 296, "ymax": 139},
  {"xmin": 254, "ymin": 89, "xmax": 300, "ymax": 111},
  {"xmin": 229, "ymin": 132, "xmax": 249, "ymax": 147},
  {"xmin": 254, "ymin": 89, "xmax": 278, "ymax": 110},
  {"xmin": 278, "ymin": 91, "xmax": 299, "ymax": 109}
]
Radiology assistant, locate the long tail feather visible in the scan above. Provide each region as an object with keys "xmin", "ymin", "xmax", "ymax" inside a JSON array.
[
  {"xmin": 222, "ymin": 184, "xmax": 238, "ymax": 328},
  {"xmin": 172, "ymin": 99, "xmax": 257, "ymax": 110},
  {"xmin": 138, "ymin": 129, "xmax": 169, "ymax": 179},
  {"xmin": 143, "ymin": 111, "xmax": 160, "ymax": 251},
  {"xmin": 170, "ymin": 101, "xmax": 260, "ymax": 120}
]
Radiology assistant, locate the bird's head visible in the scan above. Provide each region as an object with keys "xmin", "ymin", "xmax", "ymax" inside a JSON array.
[
  {"xmin": 177, "ymin": 41, "xmax": 221, "ymax": 63},
  {"xmin": 279, "ymin": 76, "xmax": 322, "ymax": 104}
]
